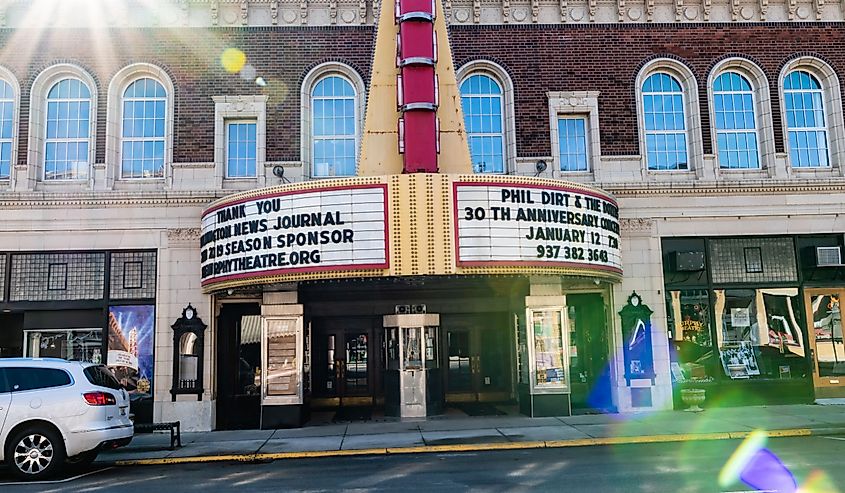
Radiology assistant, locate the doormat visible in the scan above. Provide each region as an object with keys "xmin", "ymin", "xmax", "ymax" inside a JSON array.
[
  {"xmin": 452, "ymin": 402, "xmax": 507, "ymax": 416},
  {"xmin": 332, "ymin": 407, "xmax": 373, "ymax": 422}
]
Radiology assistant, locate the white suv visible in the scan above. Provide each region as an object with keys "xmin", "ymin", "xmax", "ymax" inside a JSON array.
[{"xmin": 0, "ymin": 358, "xmax": 134, "ymax": 480}]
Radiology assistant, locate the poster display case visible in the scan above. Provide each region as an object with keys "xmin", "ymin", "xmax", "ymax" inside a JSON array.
[
  {"xmin": 261, "ymin": 316, "xmax": 304, "ymax": 406},
  {"xmin": 517, "ymin": 306, "xmax": 572, "ymax": 417},
  {"xmin": 526, "ymin": 307, "xmax": 571, "ymax": 394}
]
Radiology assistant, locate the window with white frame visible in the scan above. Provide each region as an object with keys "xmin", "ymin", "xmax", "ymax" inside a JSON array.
[
  {"xmin": 121, "ymin": 78, "xmax": 166, "ymax": 179},
  {"xmin": 783, "ymin": 70, "xmax": 830, "ymax": 168},
  {"xmin": 557, "ymin": 116, "xmax": 589, "ymax": 172},
  {"xmin": 0, "ymin": 80, "xmax": 13, "ymax": 180},
  {"xmin": 642, "ymin": 73, "xmax": 689, "ymax": 170},
  {"xmin": 45, "ymin": 78, "xmax": 91, "ymax": 180},
  {"xmin": 311, "ymin": 75, "xmax": 357, "ymax": 177},
  {"xmin": 225, "ymin": 121, "xmax": 257, "ymax": 178},
  {"xmin": 460, "ymin": 74, "xmax": 505, "ymax": 174},
  {"xmin": 713, "ymin": 72, "xmax": 760, "ymax": 169}
]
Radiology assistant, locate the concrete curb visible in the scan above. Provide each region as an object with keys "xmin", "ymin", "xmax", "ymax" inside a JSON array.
[{"xmin": 104, "ymin": 426, "xmax": 845, "ymax": 467}]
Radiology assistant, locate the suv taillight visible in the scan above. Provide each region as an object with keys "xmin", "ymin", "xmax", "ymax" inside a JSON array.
[{"xmin": 83, "ymin": 391, "xmax": 116, "ymax": 406}]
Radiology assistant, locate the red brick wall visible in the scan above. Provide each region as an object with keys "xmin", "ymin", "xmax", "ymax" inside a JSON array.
[
  {"xmin": 451, "ymin": 23, "xmax": 845, "ymax": 158},
  {"xmin": 2, "ymin": 23, "xmax": 843, "ymax": 165}
]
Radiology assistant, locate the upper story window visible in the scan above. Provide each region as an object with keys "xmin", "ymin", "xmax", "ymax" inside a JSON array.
[
  {"xmin": 45, "ymin": 78, "xmax": 91, "ymax": 181},
  {"xmin": 557, "ymin": 117, "xmax": 589, "ymax": 172},
  {"xmin": 0, "ymin": 80, "xmax": 13, "ymax": 180},
  {"xmin": 226, "ymin": 121, "xmax": 257, "ymax": 178},
  {"xmin": 311, "ymin": 75, "xmax": 357, "ymax": 177},
  {"xmin": 783, "ymin": 70, "xmax": 829, "ymax": 168},
  {"xmin": 460, "ymin": 74, "xmax": 505, "ymax": 174},
  {"xmin": 121, "ymin": 78, "xmax": 166, "ymax": 179},
  {"xmin": 713, "ymin": 72, "xmax": 759, "ymax": 169},
  {"xmin": 642, "ymin": 73, "xmax": 688, "ymax": 171}
]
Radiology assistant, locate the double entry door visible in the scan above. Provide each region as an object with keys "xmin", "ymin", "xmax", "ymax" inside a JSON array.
[
  {"xmin": 312, "ymin": 318, "xmax": 378, "ymax": 406},
  {"xmin": 444, "ymin": 313, "xmax": 512, "ymax": 402},
  {"xmin": 804, "ymin": 288, "xmax": 845, "ymax": 398}
]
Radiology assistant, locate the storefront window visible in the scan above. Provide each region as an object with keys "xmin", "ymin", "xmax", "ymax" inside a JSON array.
[
  {"xmin": 667, "ymin": 290, "xmax": 716, "ymax": 383},
  {"xmin": 808, "ymin": 294, "xmax": 845, "ymax": 378},
  {"xmin": 713, "ymin": 288, "xmax": 807, "ymax": 380},
  {"xmin": 530, "ymin": 309, "xmax": 567, "ymax": 389},
  {"xmin": 26, "ymin": 329, "xmax": 103, "ymax": 363}
]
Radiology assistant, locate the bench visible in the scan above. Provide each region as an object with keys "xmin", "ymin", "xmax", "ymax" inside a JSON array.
[{"xmin": 134, "ymin": 421, "xmax": 182, "ymax": 450}]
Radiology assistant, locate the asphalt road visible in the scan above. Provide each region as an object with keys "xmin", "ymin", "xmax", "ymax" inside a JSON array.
[{"xmin": 0, "ymin": 436, "xmax": 843, "ymax": 492}]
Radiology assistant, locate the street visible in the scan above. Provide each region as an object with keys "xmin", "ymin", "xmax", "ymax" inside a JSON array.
[{"xmin": 0, "ymin": 436, "xmax": 842, "ymax": 492}]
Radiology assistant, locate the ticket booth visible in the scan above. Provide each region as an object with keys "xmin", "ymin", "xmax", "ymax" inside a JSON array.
[{"xmin": 383, "ymin": 313, "xmax": 444, "ymax": 417}]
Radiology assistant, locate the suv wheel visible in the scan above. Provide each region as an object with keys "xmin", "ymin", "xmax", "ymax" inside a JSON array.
[{"xmin": 6, "ymin": 427, "xmax": 66, "ymax": 480}]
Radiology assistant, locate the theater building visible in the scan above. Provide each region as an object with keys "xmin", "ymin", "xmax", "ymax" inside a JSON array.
[{"xmin": 0, "ymin": 0, "xmax": 844, "ymax": 431}]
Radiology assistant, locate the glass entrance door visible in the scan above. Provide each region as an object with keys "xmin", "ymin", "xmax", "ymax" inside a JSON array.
[
  {"xmin": 567, "ymin": 293, "xmax": 613, "ymax": 412},
  {"xmin": 444, "ymin": 314, "xmax": 512, "ymax": 402},
  {"xmin": 313, "ymin": 321, "xmax": 374, "ymax": 406},
  {"xmin": 805, "ymin": 289, "xmax": 845, "ymax": 397}
]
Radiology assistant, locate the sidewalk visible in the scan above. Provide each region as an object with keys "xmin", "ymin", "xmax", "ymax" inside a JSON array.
[{"xmin": 98, "ymin": 403, "xmax": 845, "ymax": 466}]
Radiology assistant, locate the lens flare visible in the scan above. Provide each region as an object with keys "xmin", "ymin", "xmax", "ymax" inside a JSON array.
[
  {"xmin": 240, "ymin": 64, "xmax": 257, "ymax": 81},
  {"xmin": 719, "ymin": 430, "xmax": 768, "ymax": 487},
  {"xmin": 719, "ymin": 430, "xmax": 797, "ymax": 493},
  {"xmin": 799, "ymin": 470, "xmax": 840, "ymax": 493},
  {"xmin": 220, "ymin": 47, "xmax": 247, "ymax": 73}
]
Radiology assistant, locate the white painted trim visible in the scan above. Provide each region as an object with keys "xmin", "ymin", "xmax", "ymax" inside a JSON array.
[
  {"xmin": 0, "ymin": 65, "xmax": 21, "ymax": 191},
  {"xmin": 27, "ymin": 64, "xmax": 98, "ymax": 191},
  {"xmin": 212, "ymin": 95, "xmax": 268, "ymax": 189},
  {"xmin": 300, "ymin": 62, "xmax": 366, "ymax": 179},
  {"xmin": 707, "ymin": 58, "xmax": 776, "ymax": 178},
  {"xmin": 457, "ymin": 60, "xmax": 517, "ymax": 175},
  {"xmin": 547, "ymin": 90, "xmax": 601, "ymax": 181},
  {"xmin": 635, "ymin": 58, "xmax": 704, "ymax": 180},
  {"xmin": 778, "ymin": 56, "xmax": 845, "ymax": 177},
  {"xmin": 106, "ymin": 63, "xmax": 175, "ymax": 189}
]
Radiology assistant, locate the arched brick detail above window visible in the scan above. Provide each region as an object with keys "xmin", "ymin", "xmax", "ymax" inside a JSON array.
[
  {"xmin": 635, "ymin": 58, "xmax": 703, "ymax": 177},
  {"xmin": 106, "ymin": 63, "xmax": 176, "ymax": 189},
  {"xmin": 707, "ymin": 57, "xmax": 775, "ymax": 176},
  {"xmin": 778, "ymin": 56, "xmax": 845, "ymax": 177}
]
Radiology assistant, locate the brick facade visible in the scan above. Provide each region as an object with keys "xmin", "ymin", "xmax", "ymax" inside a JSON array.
[{"xmin": 1, "ymin": 23, "xmax": 844, "ymax": 166}]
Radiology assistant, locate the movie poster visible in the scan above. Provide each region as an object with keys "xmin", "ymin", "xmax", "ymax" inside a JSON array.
[{"xmin": 108, "ymin": 305, "xmax": 155, "ymax": 400}]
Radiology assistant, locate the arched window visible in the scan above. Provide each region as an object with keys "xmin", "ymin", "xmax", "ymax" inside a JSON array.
[
  {"xmin": 311, "ymin": 75, "xmax": 357, "ymax": 177},
  {"xmin": 121, "ymin": 77, "xmax": 166, "ymax": 178},
  {"xmin": 45, "ymin": 78, "xmax": 91, "ymax": 180},
  {"xmin": 713, "ymin": 72, "xmax": 759, "ymax": 169},
  {"xmin": 460, "ymin": 74, "xmax": 505, "ymax": 174},
  {"xmin": 783, "ymin": 70, "xmax": 829, "ymax": 168},
  {"xmin": 0, "ymin": 79, "xmax": 14, "ymax": 180},
  {"xmin": 642, "ymin": 73, "xmax": 688, "ymax": 170}
]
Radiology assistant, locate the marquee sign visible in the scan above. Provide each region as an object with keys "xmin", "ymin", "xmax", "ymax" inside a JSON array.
[
  {"xmin": 453, "ymin": 182, "xmax": 622, "ymax": 274},
  {"xmin": 200, "ymin": 184, "xmax": 389, "ymax": 287}
]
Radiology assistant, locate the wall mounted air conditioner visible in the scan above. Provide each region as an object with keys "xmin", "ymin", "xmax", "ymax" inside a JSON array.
[{"xmin": 815, "ymin": 246, "xmax": 843, "ymax": 267}]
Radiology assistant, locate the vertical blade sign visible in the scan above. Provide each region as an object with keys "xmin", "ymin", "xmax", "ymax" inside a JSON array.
[{"xmin": 396, "ymin": 0, "xmax": 439, "ymax": 173}]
